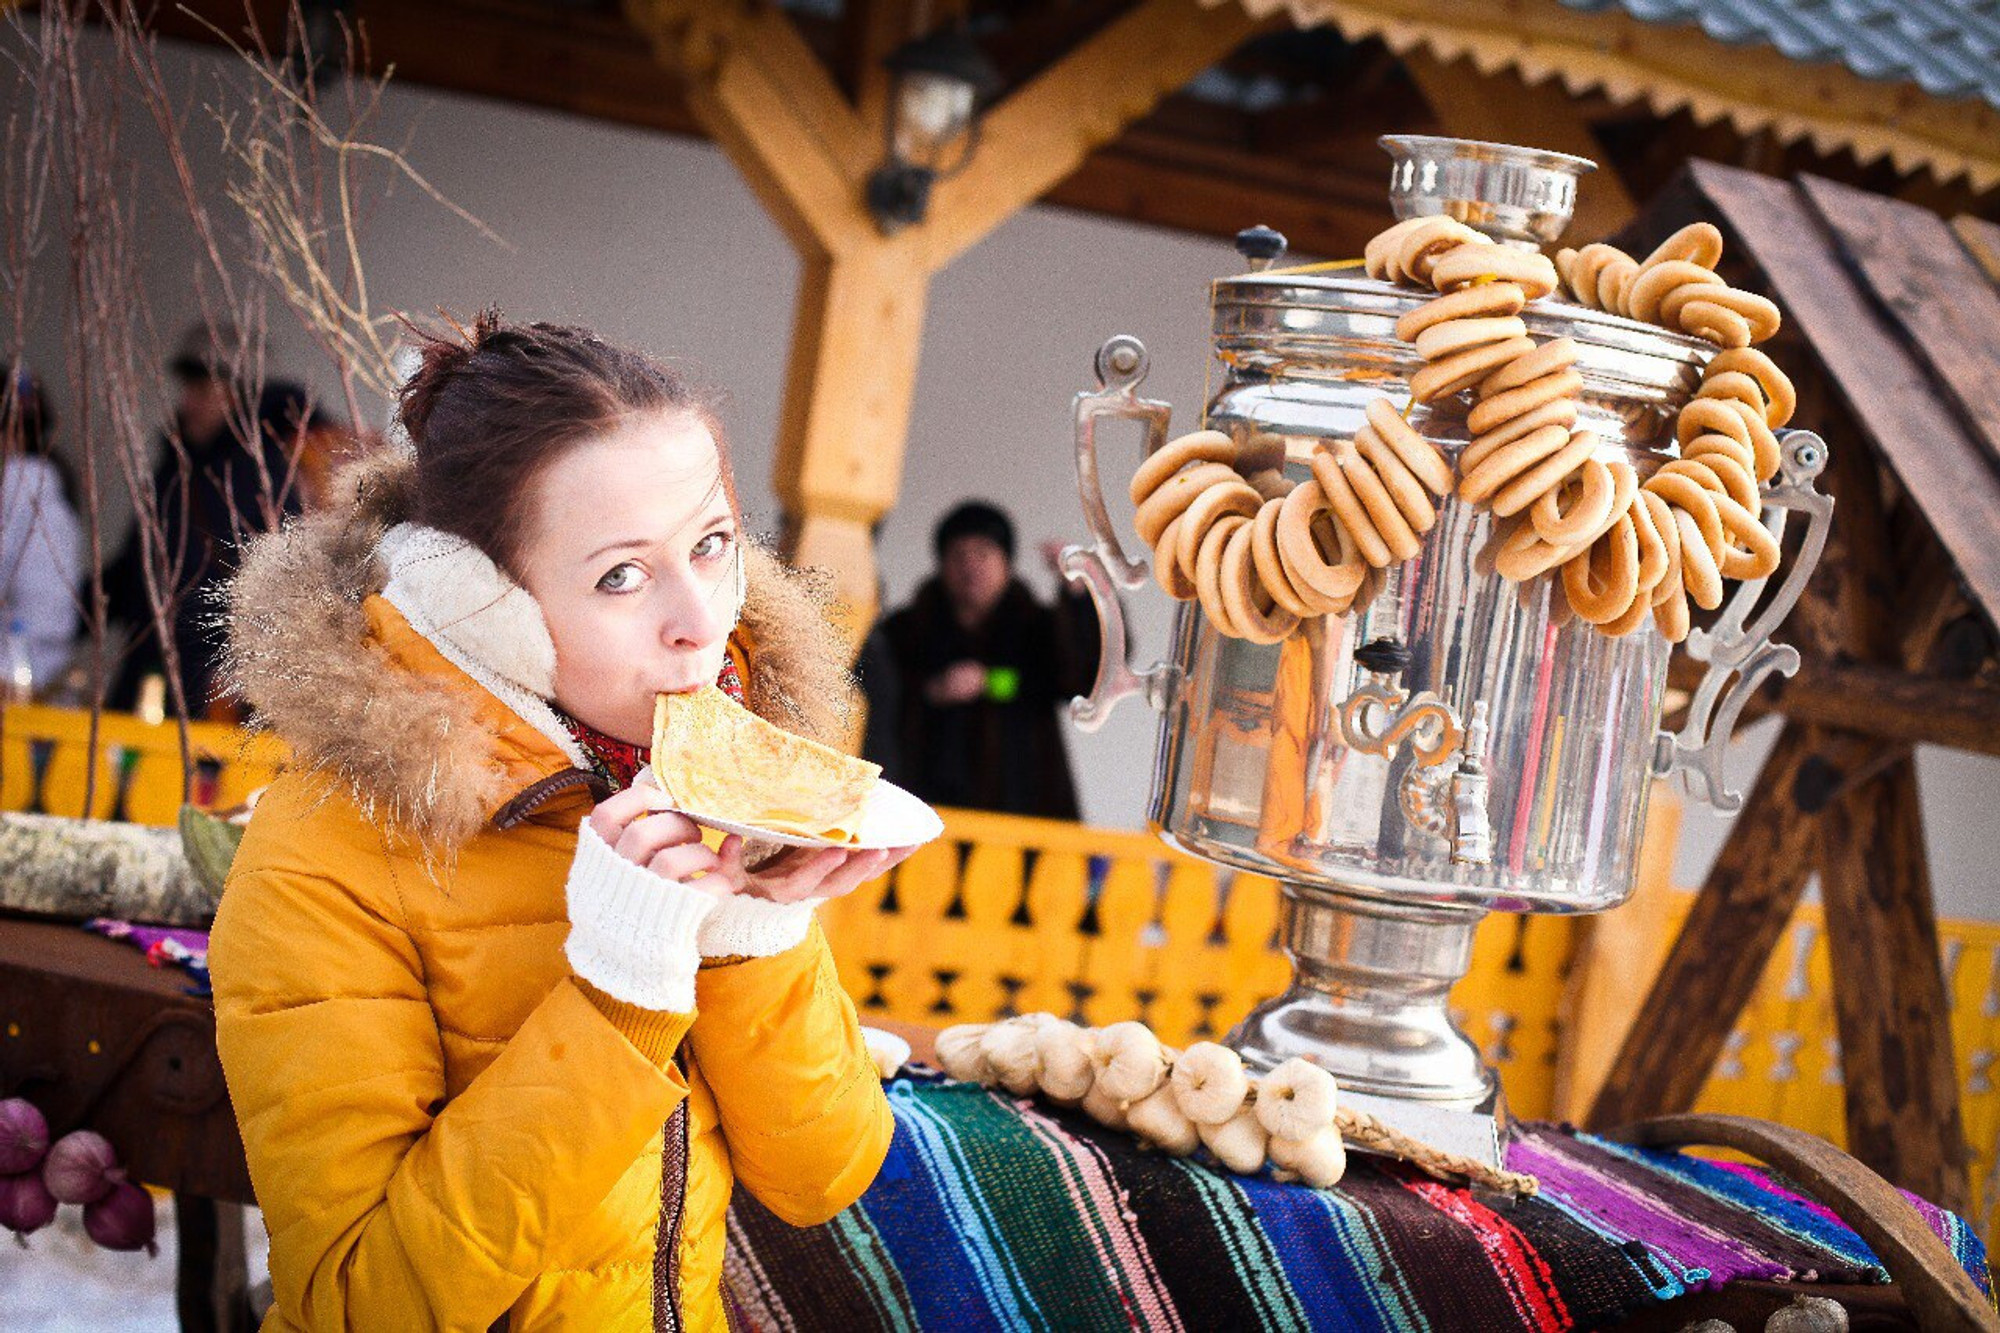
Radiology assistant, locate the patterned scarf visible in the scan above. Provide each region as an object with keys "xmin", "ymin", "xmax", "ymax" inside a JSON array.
[{"xmin": 559, "ymin": 652, "xmax": 747, "ymax": 792}]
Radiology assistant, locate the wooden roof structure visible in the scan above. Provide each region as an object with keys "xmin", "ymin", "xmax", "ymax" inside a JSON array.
[
  {"xmin": 1588, "ymin": 160, "xmax": 2000, "ymax": 1213},
  {"xmin": 1225, "ymin": 0, "xmax": 2000, "ymax": 192},
  {"xmin": 132, "ymin": 0, "xmax": 1996, "ymax": 626}
]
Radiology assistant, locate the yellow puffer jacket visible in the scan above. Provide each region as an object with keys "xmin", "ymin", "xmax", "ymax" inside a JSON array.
[{"xmin": 209, "ymin": 455, "xmax": 893, "ymax": 1331}]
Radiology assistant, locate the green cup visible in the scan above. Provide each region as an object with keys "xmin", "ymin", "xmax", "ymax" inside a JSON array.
[{"xmin": 984, "ymin": 666, "xmax": 1020, "ymax": 703}]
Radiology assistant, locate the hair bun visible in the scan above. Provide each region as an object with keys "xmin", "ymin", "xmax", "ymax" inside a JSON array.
[{"xmin": 397, "ymin": 305, "xmax": 504, "ymax": 445}]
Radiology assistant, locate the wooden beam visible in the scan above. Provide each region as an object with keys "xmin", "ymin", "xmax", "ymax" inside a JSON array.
[
  {"xmin": 1585, "ymin": 722, "xmax": 1869, "ymax": 1128},
  {"xmin": 836, "ymin": 0, "xmax": 922, "ymax": 130},
  {"xmin": 1817, "ymin": 754, "xmax": 1971, "ymax": 1210},
  {"xmin": 1954, "ymin": 214, "xmax": 2000, "ymax": 288},
  {"xmin": 922, "ymin": 0, "xmax": 1272, "ymax": 270},
  {"xmin": 1802, "ymin": 370, "xmax": 1971, "ymax": 1211},
  {"xmin": 1046, "ymin": 131, "xmax": 1391, "ymax": 260},
  {"xmin": 1400, "ymin": 50, "xmax": 1638, "ymax": 245},
  {"xmin": 148, "ymin": 2, "xmax": 708, "ymax": 139},
  {"xmin": 1760, "ymin": 660, "xmax": 2000, "ymax": 758},
  {"xmin": 625, "ymin": 0, "xmax": 1273, "ymax": 635},
  {"xmin": 1686, "ymin": 160, "xmax": 2000, "ymax": 638},
  {"xmin": 626, "ymin": 1, "xmax": 876, "ymax": 257},
  {"xmin": 1798, "ymin": 174, "xmax": 2000, "ymax": 477}
]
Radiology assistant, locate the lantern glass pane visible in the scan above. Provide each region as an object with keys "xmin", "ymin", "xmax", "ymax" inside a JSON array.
[{"xmin": 892, "ymin": 71, "xmax": 976, "ymax": 167}]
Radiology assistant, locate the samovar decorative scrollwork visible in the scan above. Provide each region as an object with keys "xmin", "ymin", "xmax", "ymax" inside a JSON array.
[{"xmin": 1337, "ymin": 639, "xmax": 1463, "ymax": 766}]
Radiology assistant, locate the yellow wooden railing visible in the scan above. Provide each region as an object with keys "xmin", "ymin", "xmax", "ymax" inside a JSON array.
[
  {"xmin": 0, "ymin": 705, "xmax": 281, "ymax": 824},
  {"xmin": 3, "ymin": 704, "xmax": 1996, "ymax": 1242}
]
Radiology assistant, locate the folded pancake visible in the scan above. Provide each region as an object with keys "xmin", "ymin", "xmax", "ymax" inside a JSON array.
[{"xmin": 652, "ymin": 685, "xmax": 881, "ymax": 843}]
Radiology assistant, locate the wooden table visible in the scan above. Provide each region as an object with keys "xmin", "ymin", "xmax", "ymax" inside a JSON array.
[{"xmin": 0, "ymin": 915, "xmax": 254, "ymax": 1331}]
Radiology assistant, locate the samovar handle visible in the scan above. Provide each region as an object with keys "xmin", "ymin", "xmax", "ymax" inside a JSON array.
[
  {"xmin": 1073, "ymin": 334, "xmax": 1171, "ymax": 588},
  {"xmin": 1062, "ymin": 334, "xmax": 1181, "ymax": 732},
  {"xmin": 1653, "ymin": 430, "xmax": 1835, "ymax": 811},
  {"xmin": 1059, "ymin": 545, "xmax": 1179, "ymax": 732}
]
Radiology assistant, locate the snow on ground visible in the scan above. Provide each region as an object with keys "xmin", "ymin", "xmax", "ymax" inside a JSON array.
[{"xmin": 1, "ymin": 1197, "xmax": 270, "ymax": 1330}]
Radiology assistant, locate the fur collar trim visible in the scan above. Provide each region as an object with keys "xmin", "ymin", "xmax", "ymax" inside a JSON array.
[
  {"xmin": 222, "ymin": 449, "xmax": 855, "ymax": 849},
  {"xmin": 376, "ymin": 522, "xmax": 588, "ymax": 770}
]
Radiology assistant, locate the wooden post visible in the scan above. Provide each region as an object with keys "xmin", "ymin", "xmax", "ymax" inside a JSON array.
[
  {"xmin": 1550, "ymin": 780, "xmax": 1683, "ymax": 1122},
  {"xmin": 627, "ymin": 0, "xmax": 1266, "ymax": 640},
  {"xmin": 774, "ymin": 246, "xmax": 931, "ymax": 624},
  {"xmin": 1817, "ymin": 753, "xmax": 1972, "ymax": 1210}
]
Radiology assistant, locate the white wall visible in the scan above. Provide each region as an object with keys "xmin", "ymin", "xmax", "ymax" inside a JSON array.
[{"xmin": 8, "ymin": 32, "xmax": 1996, "ymax": 920}]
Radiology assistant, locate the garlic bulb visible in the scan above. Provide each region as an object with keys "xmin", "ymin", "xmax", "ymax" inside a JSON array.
[
  {"xmin": 981, "ymin": 1019, "xmax": 1043, "ymax": 1096},
  {"xmin": 1764, "ymin": 1295, "xmax": 1848, "ymax": 1333},
  {"xmin": 1080, "ymin": 1080, "xmax": 1131, "ymax": 1131},
  {"xmin": 1126, "ymin": 1085, "xmax": 1200, "ymax": 1156},
  {"xmin": 1253, "ymin": 1058, "xmax": 1339, "ymax": 1141},
  {"xmin": 1033, "ymin": 1021, "xmax": 1096, "ymax": 1103},
  {"xmin": 1197, "ymin": 1104, "xmax": 1269, "ymax": 1175},
  {"xmin": 935, "ymin": 1023, "xmax": 995, "ymax": 1084},
  {"xmin": 1169, "ymin": 1042, "xmax": 1251, "ymax": 1125},
  {"xmin": 1268, "ymin": 1127, "xmax": 1347, "ymax": 1188},
  {"xmin": 1093, "ymin": 1021, "xmax": 1170, "ymax": 1103}
]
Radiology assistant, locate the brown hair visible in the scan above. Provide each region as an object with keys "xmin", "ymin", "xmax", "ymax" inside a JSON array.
[{"xmin": 397, "ymin": 309, "xmax": 737, "ymax": 575}]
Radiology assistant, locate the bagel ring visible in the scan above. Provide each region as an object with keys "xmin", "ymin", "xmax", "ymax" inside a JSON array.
[
  {"xmin": 1276, "ymin": 480, "xmax": 1365, "ymax": 605},
  {"xmin": 1530, "ymin": 457, "xmax": 1617, "ymax": 546}
]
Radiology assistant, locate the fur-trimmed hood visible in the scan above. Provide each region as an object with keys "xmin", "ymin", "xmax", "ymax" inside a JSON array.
[{"xmin": 222, "ymin": 448, "xmax": 854, "ymax": 849}]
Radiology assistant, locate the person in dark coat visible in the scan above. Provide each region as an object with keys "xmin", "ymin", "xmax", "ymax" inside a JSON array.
[
  {"xmin": 875, "ymin": 501, "xmax": 1099, "ymax": 819},
  {"xmin": 103, "ymin": 326, "xmax": 310, "ymax": 715}
]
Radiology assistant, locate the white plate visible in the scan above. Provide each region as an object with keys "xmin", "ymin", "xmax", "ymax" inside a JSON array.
[
  {"xmin": 635, "ymin": 766, "xmax": 944, "ymax": 851},
  {"xmin": 860, "ymin": 1026, "xmax": 912, "ymax": 1079}
]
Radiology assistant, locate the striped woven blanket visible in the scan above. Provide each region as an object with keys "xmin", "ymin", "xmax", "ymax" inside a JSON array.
[{"xmin": 724, "ymin": 1075, "xmax": 1991, "ymax": 1331}]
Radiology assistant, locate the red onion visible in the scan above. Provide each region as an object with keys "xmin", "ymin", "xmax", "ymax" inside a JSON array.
[
  {"xmin": 83, "ymin": 1180, "xmax": 157, "ymax": 1255},
  {"xmin": 42, "ymin": 1129, "xmax": 121, "ymax": 1205},
  {"xmin": 0, "ymin": 1099, "xmax": 48, "ymax": 1175},
  {"xmin": 0, "ymin": 1170, "xmax": 57, "ymax": 1239}
]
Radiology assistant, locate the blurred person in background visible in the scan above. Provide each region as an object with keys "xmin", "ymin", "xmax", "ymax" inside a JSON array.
[
  {"xmin": 258, "ymin": 378, "xmax": 355, "ymax": 512},
  {"xmin": 851, "ymin": 534, "xmax": 905, "ymax": 789},
  {"xmin": 0, "ymin": 364, "xmax": 83, "ymax": 693},
  {"xmin": 876, "ymin": 501, "xmax": 1098, "ymax": 819},
  {"xmin": 104, "ymin": 324, "xmax": 312, "ymax": 716}
]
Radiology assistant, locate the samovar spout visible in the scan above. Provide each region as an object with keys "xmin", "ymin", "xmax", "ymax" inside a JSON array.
[{"xmin": 1449, "ymin": 703, "xmax": 1494, "ymax": 868}]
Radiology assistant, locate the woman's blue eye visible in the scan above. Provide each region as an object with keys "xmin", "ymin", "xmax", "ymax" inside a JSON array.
[
  {"xmin": 694, "ymin": 531, "xmax": 733, "ymax": 562},
  {"xmin": 596, "ymin": 562, "xmax": 645, "ymax": 593}
]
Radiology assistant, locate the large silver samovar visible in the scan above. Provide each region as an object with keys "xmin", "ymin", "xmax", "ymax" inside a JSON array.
[{"xmin": 1060, "ymin": 137, "xmax": 1833, "ymax": 1162}]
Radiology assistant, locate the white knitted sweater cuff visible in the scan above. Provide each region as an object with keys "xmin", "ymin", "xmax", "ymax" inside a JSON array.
[
  {"xmin": 564, "ymin": 820, "xmax": 714, "ymax": 1011},
  {"xmin": 697, "ymin": 893, "xmax": 818, "ymax": 959}
]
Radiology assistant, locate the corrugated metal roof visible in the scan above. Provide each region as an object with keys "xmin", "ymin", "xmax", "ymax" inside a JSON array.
[{"xmin": 1559, "ymin": 0, "xmax": 2000, "ymax": 110}]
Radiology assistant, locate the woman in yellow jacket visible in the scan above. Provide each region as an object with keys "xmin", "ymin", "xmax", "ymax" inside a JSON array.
[{"xmin": 210, "ymin": 313, "xmax": 903, "ymax": 1331}]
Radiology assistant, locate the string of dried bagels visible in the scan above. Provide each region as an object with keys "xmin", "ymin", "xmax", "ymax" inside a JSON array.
[
  {"xmin": 1139, "ymin": 217, "xmax": 1793, "ymax": 642},
  {"xmin": 937, "ymin": 1014, "xmax": 1540, "ymax": 1195}
]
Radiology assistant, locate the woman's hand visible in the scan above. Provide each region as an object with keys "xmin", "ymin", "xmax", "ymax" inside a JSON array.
[
  {"xmin": 716, "ymin": 842, "xmax": 919, "ymax": 905},
  {"xmin": 588, "ymin": 786, "xmax": 741, "ymax": 899}
]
